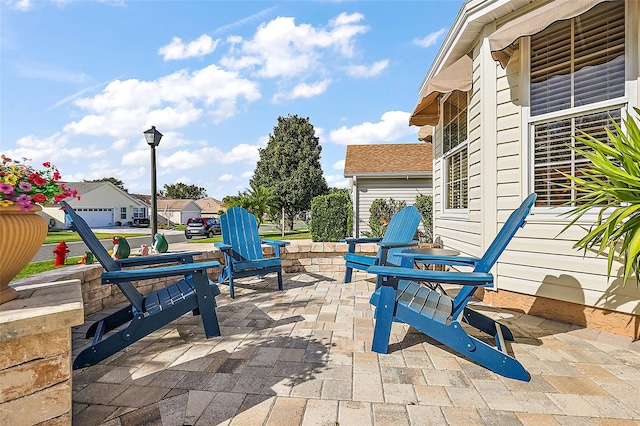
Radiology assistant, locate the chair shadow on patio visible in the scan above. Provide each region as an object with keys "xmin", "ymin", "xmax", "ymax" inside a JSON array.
[{"xmin": 71, "ymin": 275, "xmax": 338, "ymax": 425}]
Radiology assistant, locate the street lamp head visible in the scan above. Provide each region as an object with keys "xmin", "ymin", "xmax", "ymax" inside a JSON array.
[{"xmin": 143, "ymin": 126, "xmax": 163, "ymax": 147}]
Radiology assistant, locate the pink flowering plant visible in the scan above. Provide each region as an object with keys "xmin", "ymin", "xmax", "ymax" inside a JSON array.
[{"xmin": 0, "ymin": 154, "xmax": 80, "ymax": 211}]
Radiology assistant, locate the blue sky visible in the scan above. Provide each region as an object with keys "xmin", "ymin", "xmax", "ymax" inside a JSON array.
[{"xmin": 1, "ymin": 0, "xmax": 463, "ymax": 200}]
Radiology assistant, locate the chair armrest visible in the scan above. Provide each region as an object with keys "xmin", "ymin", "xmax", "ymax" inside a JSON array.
[
  {"xmin": 342, "ymin": 237, "xmax": 382, "ymax": 244},
  {"xmin": 343, "ymin": 237, "xmax": 382, "ymax": 254},
  {"xmin": 116, "ymin": 251, "xmax": 203, "ymax": 267},
  {"xmin": 262, "ymin": 239, "xmax": 290, "ymax": 247},
  {"xmin": 214, "ymin": 242, "xmax": 232, "ymax": 252},
  {"xmin": 368, "ymin": 265, "xmax": 493, "ymax": 287},
  {"xmin": 378, "ymin": 241, "xmax": 418, "ymax": 249},
  {"xmin": 102, "ymin": 261, "xmax": 221, "ymax": 284}
]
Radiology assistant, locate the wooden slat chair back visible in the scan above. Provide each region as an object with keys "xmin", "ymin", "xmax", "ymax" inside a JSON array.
[
  {"xmin": 343, "ymin": 205, "xmax": 421, "ymax": 283},
  {"xmin": 216, "ymin": 207, "xmax": 289, "ymax": 298},
  {"xmin": 367, "ymin": 194, "xmax": 537, "ymax": 381},
  {"xmin": 61, "ymin": 201, "xmax": 222, "ymax": 369}
]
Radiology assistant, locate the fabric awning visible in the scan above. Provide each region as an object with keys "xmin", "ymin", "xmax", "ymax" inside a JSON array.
[
  {"xmin": 409, "ymin": 55, "xmax": 472, "ymax": 127},
  {"xmin": 417, "ymin": 125, "xmax": 433, "ymax": 142},
  {"xmin": 489, "ymin": 0, "xmax": 616, "ymax": 68}
]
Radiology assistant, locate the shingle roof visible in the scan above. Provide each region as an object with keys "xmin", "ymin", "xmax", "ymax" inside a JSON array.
[
  {"xmin": 62, "ymin": 181, "xmax": 106, "ymax": 195},
  {"xmin": 343, "ymin": 143, "xmax": 433, "ymax": 176},
  {"xmin": 130, "ymin": 195, "xmax": 199, "ymax": 211},
  {"xmin": 195, "ymin": 197, "xmax": 223, "ymax": 212},
  {"xmin": 156, "ymin": 199, "xmax": 198, "ymax": 211}
]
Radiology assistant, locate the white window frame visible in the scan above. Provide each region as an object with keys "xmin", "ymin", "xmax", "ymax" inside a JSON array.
[
  {"xmin": 133, "ymin": 207, "xmax": 146, "ymax": 219},
  {"xmin": 441, "ymin": 91, "xmax": 469, "ymax": 215},
  {"xmin": 120, "ymin": 207, "xmax": 127, "ymax": 220},
  {"xmin": 521, "ymin": 0, "xmax": 637, "ymax": 220}
]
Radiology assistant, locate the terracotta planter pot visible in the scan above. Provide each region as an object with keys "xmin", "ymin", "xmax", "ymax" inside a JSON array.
[{"xmin": 0, "ymin": 204, "xmax": 48, "ymax": 304}]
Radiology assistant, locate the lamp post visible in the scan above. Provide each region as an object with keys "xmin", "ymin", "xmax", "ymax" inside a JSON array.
[{"xmin": 143, "ymin": 126, "xmax": 163, "ymax": 239}]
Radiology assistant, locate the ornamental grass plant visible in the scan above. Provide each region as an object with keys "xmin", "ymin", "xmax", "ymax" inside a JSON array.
[{"xmin": 560, "ymin": 107, "xmax": 640, "ymax": 284}]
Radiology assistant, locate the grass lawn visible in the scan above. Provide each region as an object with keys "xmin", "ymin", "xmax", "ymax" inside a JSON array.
[
  {"xmin": 14, "ymin": 256, "xmax": 85, "ymax": 280},
  {"xmin": 45, "ymin": 231, "xmax": 147, "ymax": 244}
]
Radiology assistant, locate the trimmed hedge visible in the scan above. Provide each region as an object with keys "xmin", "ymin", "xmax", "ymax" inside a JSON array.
[
  {"xmin": 364, "ymin": 198, "xmax": 406, "ymax": 238},
  {"xmin": 415, "ymin": 194, "xmax": 433, "ymax": 243},
  {"xmin": 310, "ymin": 191, "xmax": 353, "ymax": 242}
]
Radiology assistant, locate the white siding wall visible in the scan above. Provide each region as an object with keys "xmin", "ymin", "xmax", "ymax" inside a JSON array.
[
  {"xmin": 354, "ymin": 177, "xmax": 432, "ymax": 237},
  {"xmin": 431, "ymin": 6, "xmax": 640, "ymax": 315}
]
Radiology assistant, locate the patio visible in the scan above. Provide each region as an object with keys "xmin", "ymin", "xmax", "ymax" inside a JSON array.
[{"xmin": 70, "ymin": 272, "xmax": 640, "ymax": 426}]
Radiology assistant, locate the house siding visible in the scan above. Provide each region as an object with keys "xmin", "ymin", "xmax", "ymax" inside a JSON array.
[
  {"xmin": 430, "ymin": 1, "xmax": 640, "ymax": 317},
  {"xmin": 353, "ymin": 177, "xmax": 431, "ymax": 237}
]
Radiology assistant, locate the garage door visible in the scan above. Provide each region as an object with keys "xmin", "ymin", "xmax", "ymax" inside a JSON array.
[{"xmin": 75, "ymin": 208, "xmax": 114, "ymax": 228}]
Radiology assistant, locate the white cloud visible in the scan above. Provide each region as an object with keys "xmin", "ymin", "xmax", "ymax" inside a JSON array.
[
  {"xmin": 8, "ymin": 132, "xmax": 105, "ymax": 165},
  {"xmin": 158, "ymin": 35, "xmax": 219, "ymax": 61},
  {"xmin": 219, "ymin": 174, "xmax": 235, "ymax": 182},
  {"xmin": 6, "ymin": 0, "xmax": 32, "ymax": 11},
  {"xmin": 346, "ymin": 59, "xmax": 388, "ymax": 78},
  {"xmin": 64, "ymin": 65, "xmax": 260, "ymax": 139},
  {"xmin": 325, "ymin": 174, "xmax": 349, "ymax": 188},
  {"xmin": 413, "ymin": 28, "xmax": 447, "ymax": 48},
  {"xmin": 241, "ymin": 171, "xmax": 253, "ymax": 178},
  {"xmin": 329, "ymin": 110, "xmax": 414, "ymax": 145},
  {"xmin": 220, "ymin": 12, "xmax": 369, "ymax": 79},
  {"xmin": 274, "ymin": 79, "xmax": 331, "ymax": 102},
  {"xmin": 333, "ymin": 159, "xmax": 345, "ymax": 170}
]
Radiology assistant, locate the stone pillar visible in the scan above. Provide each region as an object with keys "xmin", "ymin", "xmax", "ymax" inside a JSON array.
[{"xmin": 0, "ymin": 279, "xmax": 84, "ymax": 425}]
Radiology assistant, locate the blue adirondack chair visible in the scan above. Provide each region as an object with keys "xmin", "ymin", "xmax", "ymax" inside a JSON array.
[
  {"xmin": 61, "ymin": 202, "xmax": 222, "ymax": 369},
  {"xmin": 215, "ymin": 207, "xmax": 290, "ymax": 298},
  {"xmin": 343, "ymin": 205, "xmax": 422, "ymax": 283},
  {"xmin": 368, "ymin": 193, "xmax": 537, "ymax": 381}
]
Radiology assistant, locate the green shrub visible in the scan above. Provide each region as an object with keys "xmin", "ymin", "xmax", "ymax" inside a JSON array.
[
  {"xmin": 310, "ymin": 191, "xmax": 353, "ymax": 242},
  {"xmin": 415, "ymin": 194, "xmax": 433, "ymax": 243},
  {"xmin": 364, "ymin": 198, "xmax": 406, "ymax": 237}
]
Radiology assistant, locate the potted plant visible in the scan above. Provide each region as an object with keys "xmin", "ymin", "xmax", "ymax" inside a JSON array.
[
  {"xmin": 559, "ymin": 107, "xmax": 640, "ymax": 284},
  {"xmin": 0, "ymin": 155, "xmax": 79, "ymax": 304}
]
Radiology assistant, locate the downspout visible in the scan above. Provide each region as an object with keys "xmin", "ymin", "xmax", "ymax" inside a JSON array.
[{"xmin": 353, "ymin": 176, "xmax": 359, "ymax": 237}]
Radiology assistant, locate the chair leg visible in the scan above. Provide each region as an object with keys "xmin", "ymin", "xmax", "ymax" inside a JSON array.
[
  {"xmin": 344, "ymin": 267, "xmax": 353, "ymax": 283},
  {"xmin": 395, "ymin": 306, "xmax": 530, "ymax": 381},
  {"xmin": 190, "ymin": 271, "xmax": 221, "ymax": 338},
  {"xmin": 371, "ymin": 285, "xmax": 396, "ymax": 354},
  {"xmin": 228, "ymin": 273, "xmax": 235, "ymax": 299},
  {"xmin": 85, "ymin": 305, "xmax": 133, "ymax": 339},
  {"xmin": 277, "ymin": 270, "xmax": 284, "ymax": 291},
  {"xmin": 462, "ymin": 307, "xmax": 515, "ymax": 341}
]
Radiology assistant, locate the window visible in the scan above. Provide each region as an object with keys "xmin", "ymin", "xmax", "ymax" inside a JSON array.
[
  {"xmin": 133, "ymin": 207, "xmax": 145, "ymax": 218},
  {"xmin": 120, "ymin": 207, "xmax": 127, "ymax": 220},
  {"xmin": 529, "ymin": 1, "xmax": 625, "ymax": 207},
  {"xmin": 442, "ymin": 91, "xmax": 468, "ymax": 209}
]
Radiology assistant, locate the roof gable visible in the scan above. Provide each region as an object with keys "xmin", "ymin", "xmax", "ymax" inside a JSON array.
[{"xmin": 344, "ymin": 143, "xmax": 433, "ymax": 176}]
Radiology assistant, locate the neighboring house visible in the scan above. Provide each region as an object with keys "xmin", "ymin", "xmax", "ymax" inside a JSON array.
[
  {"xmin": 412, "ymin": 0, "xmax": 639, "ymax": 337},
  {"xmin": 195, "ymin": 197, "xmax": 224, "ymax": 217},
  {"xmin": 344, "ymin": 143, "xmax": 433, "ymax": 236},
  {"xmin": 41, "ymin": 182, "xmax": 148, "ymax": 229},
  {"xmin": 134, "ymin": 195, "xmax": 202, "ymax": 226}
]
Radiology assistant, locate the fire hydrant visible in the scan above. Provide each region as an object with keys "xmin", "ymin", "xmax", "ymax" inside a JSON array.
[{"xmin": 53, "ymin": 241, "xmax": 70, "ymax": 266}]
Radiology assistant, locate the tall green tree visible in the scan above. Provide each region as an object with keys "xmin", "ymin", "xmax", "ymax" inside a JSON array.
[
  {"xmin": 85, "ymin": 177, "xmax": 127, "ymax": 192},
  {"xmin": 251, "ymin": 114, "xmax": 329, "ymax": 230},
  {"xmin": 160, "ymin": 183, "xmax": 207, "ymax": 199}
]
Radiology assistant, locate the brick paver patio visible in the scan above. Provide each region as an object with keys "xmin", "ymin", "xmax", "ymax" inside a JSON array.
[{"xmin": 71, "ymin": 272, "xmax": 640, "ymax": 425}]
